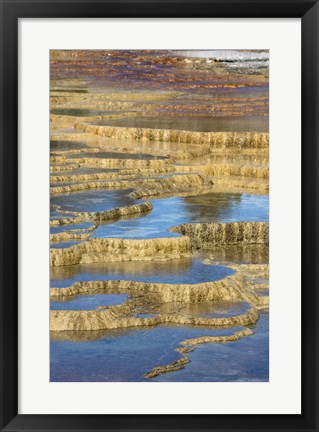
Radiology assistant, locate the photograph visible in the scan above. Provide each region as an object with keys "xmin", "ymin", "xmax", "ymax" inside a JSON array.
[{"xmin": 49, "ymin": 49, "xmax": 269, "ymax": 382}]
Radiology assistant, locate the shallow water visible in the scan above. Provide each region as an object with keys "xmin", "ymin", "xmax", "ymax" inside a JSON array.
[
  {"xmin": 50, "ymin": 49, "xmax": 269, "ymax": 383},
  {"xmin": 50, "ymin": 208, "xmax": 75, "ymax": 221},
  {"xmin": 50, "ymin": 221, "xmax": 94, "ymax": 234},
  {"xmin": 68, "ymin": 151, "xmax": 168, "ymax": 160},
  {"xmin": 92, "ymin": 115, "xmax": 268, "ymax": 133},
  {"xmin": 92, "ymin": 193, "xmax": 269, "ymax": 239},
  {"xmin": 207, "ymin": 244, "xmax": 269, "ymax": 264},
  {"xmin": 51, "ymin": 191, "xmax": 268, "ymax": 235},
  {"xmin": 156, "ymin": 311, "xmax": 269, "ymax": 382},
  {"xmin": 50, "ymin": 240, "xmax": 82, "ymax": 249},
  {"xmin": 50, "ymin": 293, "xmax": 128, "ymax": 310},
  {"xmin": 51, "ymin": 108, "xmax": 119, "ymax": 116},
  {"xmin": 50, "ymin": 255, "xmax": 235, "ymax": 288},
  {"xmin": 51, "ymin": 167, "xmax": 118, "ymax": 177},
  {"xmin": 50, "ymin": 311, "xmax": 268, "ymax": 382},
  {"xmin": 51, "ymin": 189, "xmax": 135, "ymax": 214},
  {"xmin": 158, "ymin": 300, "xmax": 251, "ymax": 318},
  {"xmin": 175, "ymin": 153, "xmax": 268, "ymax": 167},
  {"xmin": 50, "ymin": 140, "xmax": 88, "ymax": 151}
]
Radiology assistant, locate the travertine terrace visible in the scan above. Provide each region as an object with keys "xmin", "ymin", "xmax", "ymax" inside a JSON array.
[{"xmin": 50, "ymin": 49, "xmax": 269, "ymax": 382}]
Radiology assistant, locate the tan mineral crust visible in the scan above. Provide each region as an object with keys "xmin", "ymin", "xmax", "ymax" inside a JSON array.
[
  {"xmin": 50, "ymin": 202, "xmax": 152, "ymax": 226},
  {"xmin": 50, "ymin": 232, "xmax": 90, "ymax": 242},
  {"xmin": 50, "ymin": 173, "xmax": 205, "ymax": 196},
  {"xmin": 145, "ymin": 328, "xmax": 254, "ymax": 378},
  {"xmin": 50, "ymin": 236, "xmax": 192, "ymax": 267},
  {"xmin": 50, "ymin": 273, "xmax": 264, "ymax": 305},
  {"xmin": 76, "ymin": 123, "xmax": 268, "ymax": 148},
  {"xmin": 50, "ymin": 50, "xmax": 269, "ymax": 379},
  {"xmin": 50, "ymin": 306, "xmax": 259, "ymax": 332},
  {"xmin": 50, "ymin": 168, "xmax": 174, "ymax": 183},
  {"xmin": 50, "ymin": 269, "xmax": 268, "ymax": 331},
  {"xmin": 170, "ymin": 221, "xmax": 269, "ymax": 249}
]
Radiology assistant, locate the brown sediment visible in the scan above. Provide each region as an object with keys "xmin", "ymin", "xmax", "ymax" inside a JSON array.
[
  {"xmin": 50, "ymin": 236, "xmax": 192, "ymax": 267},
  {"xmin": 171, "ymin": 222, "xmax": 269, "ymax": 249},
  {"xmin": 145, "ymin": 328, "xmax": 253, "ymax": 378},
  {"xmin": 50, "ymin": 202, "xmax": 152, "ymax": 226}
]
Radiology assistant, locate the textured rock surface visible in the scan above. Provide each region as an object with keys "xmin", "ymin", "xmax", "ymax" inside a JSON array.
[
  {"xmin": 50, "ymin": 173, "xmax": 206, "ymax": 196},
  {"xmin": 50, "ymin": 168, "xmax": 173, "ymax": 183},
  {"xmin": 49, "ymin": 51, "xmax": 269, "ymax": 372},
  {"xmin": 50, "ymin": 273, "xmax": 263, "ymax": 305},
  {"xmin": 129, "ymin": 173, "xmax": 209, "ymax": 199},
  {"xmin": 50, "ymin": 306, "xmax": 259, "ymax": 331},
  {"xmin": 50, "ymin": 266, "xmax": 268, "ymax": 332},
  {"xmin": 50, "ymin": 236, "xmax": 192, "ymax": 266},
  {"xmin": 171, "ymin": 222, "xmax": 269, "ymax": 249},
  {"xmin": 145, "ymin": 328, "xmax": 253, "ymax": 378},
  {"xmin": 50, "ymin": 202, "xmax": 152, "ymax": 226},
  {"xmin": 76, "ymin": 123, "xmax": 269, "ymax": 148},
  {"xmin": 176, "ymin": 163, "xmax": 268, "ymax": 179}
]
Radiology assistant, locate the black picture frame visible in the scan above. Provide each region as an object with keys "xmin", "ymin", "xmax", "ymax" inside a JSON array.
[{"xmin": 0, "ymin": 1, "xmax": 318, "ymax": 431}]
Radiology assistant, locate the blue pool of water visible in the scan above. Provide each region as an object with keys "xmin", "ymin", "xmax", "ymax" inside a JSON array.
[
  {"xmin": 50, "ymin": 241, "xmax": 82, "ymax": 249},
  {"xmin": 68, "ymin": 151, "xmax": 169, "ymax": 160},
  {"xmin": 50, "ymin": 256, "xmax": 235, "ymax": 288},
  {"xmin": 92, "ymin": 115, "xmax": 269, "ymax": 133},
  {"xmin": 51, "ymin": 189, "xmax": 135, "ymax": 214},
  {"xmin": 92, "ymin": 193, "xmax": 269, "ymax": 239},
  {"xmin": 51, "ymin": 293, "xmax": 128, "ymax": 310},
  {"xmin": 50, "ymin": 311, "xmax": 268, "ymax": 382},
  {"xmin": 50, "ymin": 221, "xmax": 95, "ymax": 234}
]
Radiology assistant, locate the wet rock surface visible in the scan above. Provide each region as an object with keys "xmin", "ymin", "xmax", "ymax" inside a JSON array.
[
  {"xmin": 50, "ymin": 49, "xmax": 269, "ymax": 382},
  {"xmin": 171, "ymin": 221, "xmax": 269, "ymax": 249}
]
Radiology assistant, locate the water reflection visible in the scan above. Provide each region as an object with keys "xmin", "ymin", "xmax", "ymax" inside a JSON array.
[
  {"xmin": 68, "ymin": 151, "xmax": 168, "ymax": 160},
  {"xmin": 51, "ymin": 108, "xmax": 119, "ymax": 116},
  {"xmin": 208, "ymin": 244, "xmax": 269, "ymax": 264},
  {"xmin": 157, "ymin": 300, "xmax": 251, "ymax": 318},
  {"xmin": 50, "ymin": 140, "xmax": 88, "ymax": 151},
  {"xmin": 51, "ymin": 189, "xmax": 135, "ymax": 213},
  {"xmin": 50, "ymin": 293, "xmax": 127, "ymax": 310},
  {"xmin": 93, "ymin": 115, "xmax": 269, "ymax": 133},
  {"xmin": 50, "ymin": 256, "xmax": 234, "ymax": 287},
  {"xmin": 50, "ymin": 313, "xmax": 268, "ymax": 382},
  {"xmin": 92, "ymin": 193, "xmax": 269, "ymax": 239}
]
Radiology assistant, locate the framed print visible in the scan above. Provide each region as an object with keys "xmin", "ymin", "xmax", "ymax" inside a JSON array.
[{"xmin": 0, "ymin": 1, "xmax": 318, "ymax": 431}]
